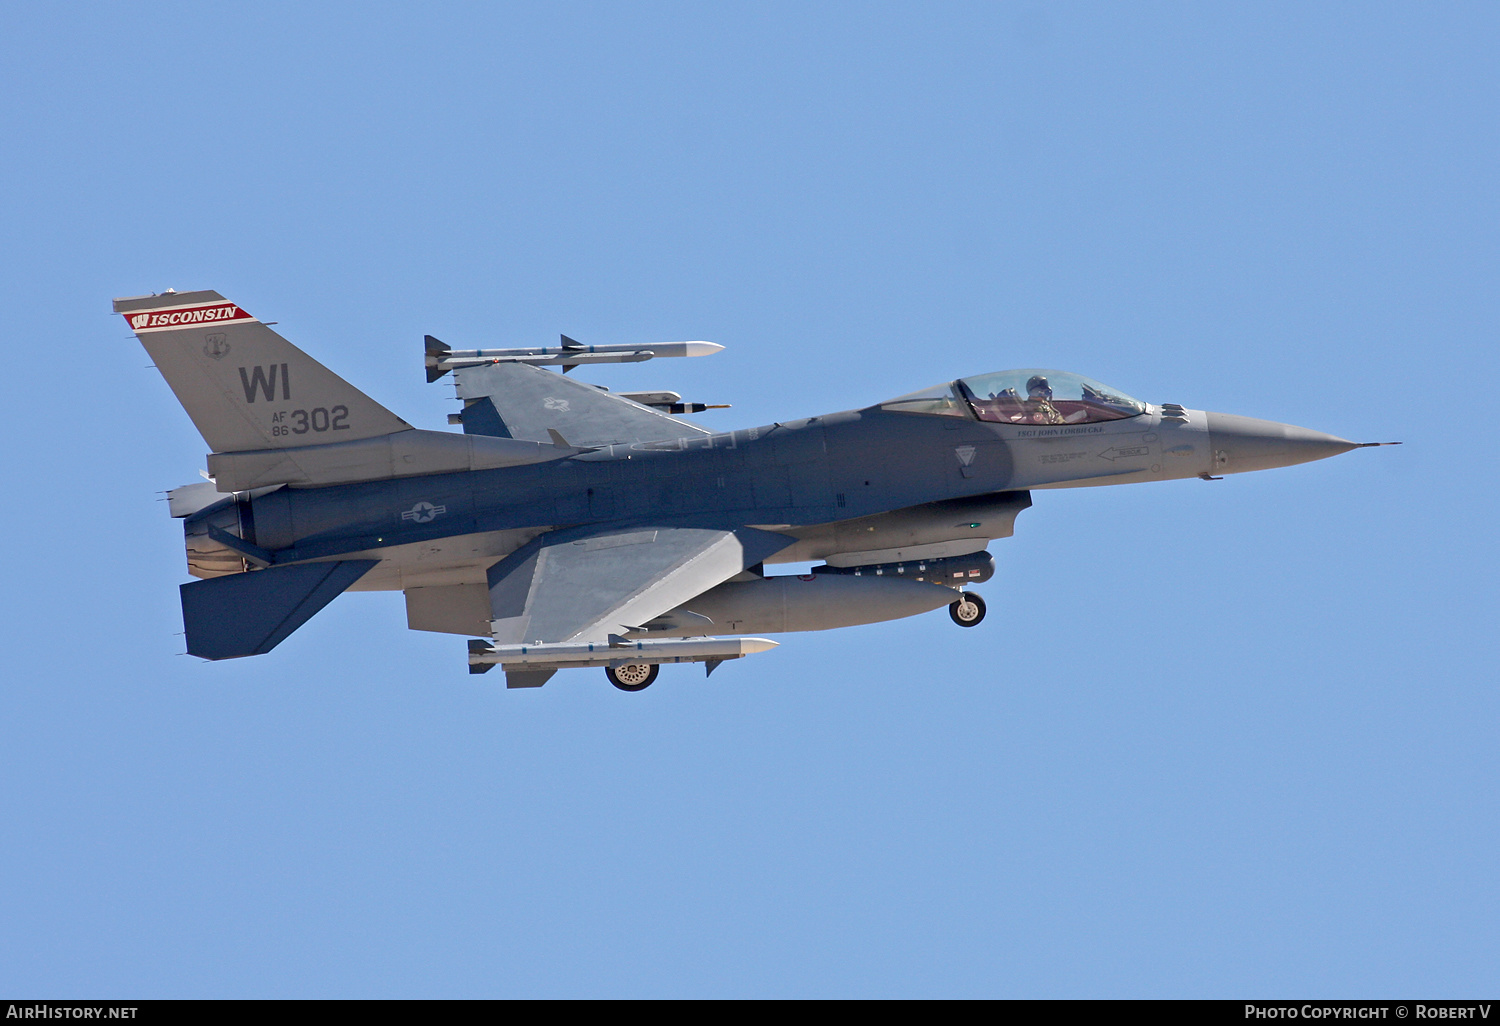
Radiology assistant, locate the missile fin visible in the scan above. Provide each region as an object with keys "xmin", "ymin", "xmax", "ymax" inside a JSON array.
[
  {"xmin": 425, "ymin": 335, "xmax": 452, "ymax": 382},
  {"xmin": 505, "ymin": 668, "xmax": 556, "ymax": 688}
]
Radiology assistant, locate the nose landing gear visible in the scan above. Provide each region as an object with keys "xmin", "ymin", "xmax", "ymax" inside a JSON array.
[
  {"xmin": 606, "ymin": 662, "xmax": 659, "ymax": 691},
  {"xmin": 949, "ymin": 592, "xmax": 986, "ymax": 627}
]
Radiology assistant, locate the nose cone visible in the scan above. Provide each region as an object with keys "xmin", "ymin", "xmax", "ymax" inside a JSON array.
[{"xmin": 1205, "ymin": 412, "xmax": 1358, "ymax": 474}]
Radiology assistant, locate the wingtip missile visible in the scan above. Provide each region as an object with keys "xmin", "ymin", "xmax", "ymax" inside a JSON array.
[
  {"xmin": 424, "ymin": 337, "xmax": 725, "ymax": 379},
  {"xmin": 614, "ymin": 390, "xmax": 731, "ymax": 415}
]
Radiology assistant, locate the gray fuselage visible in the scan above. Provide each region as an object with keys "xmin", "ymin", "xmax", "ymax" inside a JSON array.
[{"xmin": 185, "ymin": 400, "xmax": 1261, "ymax": 594}]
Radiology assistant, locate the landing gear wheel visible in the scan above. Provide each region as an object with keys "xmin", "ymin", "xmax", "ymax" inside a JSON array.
[
  {"xmin": 949, "ymin": 592, "xmax": 986, "ymax": 627},
  {"xmin": 606, "ymin": 662, "xmax": 659, "ymax": 691}
]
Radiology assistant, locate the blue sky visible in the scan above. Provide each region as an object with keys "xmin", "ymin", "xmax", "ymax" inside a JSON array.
[{"xmin": 1, "ymin": 1, "xmax": 1496, "ymax": 997}]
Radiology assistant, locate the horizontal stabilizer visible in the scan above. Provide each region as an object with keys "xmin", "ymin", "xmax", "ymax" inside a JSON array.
[{"xmin": 181, "ymin": 559, "xmax": 378, "ymax": 660}]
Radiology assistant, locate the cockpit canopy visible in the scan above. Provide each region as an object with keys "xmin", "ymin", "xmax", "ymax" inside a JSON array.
[{"xmin": 881, "ymin": 369, "xmax": 1147, "ymax": 426}]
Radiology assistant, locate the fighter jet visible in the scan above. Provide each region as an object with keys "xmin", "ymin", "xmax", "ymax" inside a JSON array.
[{"xmin": 118, "ymin": 290, "xmax": 1393, "ymax": 690}]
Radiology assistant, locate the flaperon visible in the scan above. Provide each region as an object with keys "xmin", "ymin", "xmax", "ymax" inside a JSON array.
[{"xmin": 118, "ymin": 289, "xmax": 1394, "ymax": 691}]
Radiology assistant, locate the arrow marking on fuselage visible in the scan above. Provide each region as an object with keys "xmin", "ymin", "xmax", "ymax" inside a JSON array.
[{"xmin": 1097, "ymin": 445, "xmax": 1151, "ymax": 461}]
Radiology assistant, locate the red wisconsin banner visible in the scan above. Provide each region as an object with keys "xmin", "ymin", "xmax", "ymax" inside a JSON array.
[{"xmin": 124, "ymin": 302, "xmax": 256, "ymax": 332}]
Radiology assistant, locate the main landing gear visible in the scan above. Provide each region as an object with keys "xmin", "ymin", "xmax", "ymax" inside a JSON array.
[
  {"xmin": 606, "ymin": 662, "xmax": 660, "ymax": 692},
  {"xmin": 949, "ymin": 591, "xmax": 986, "ymax": 627}
]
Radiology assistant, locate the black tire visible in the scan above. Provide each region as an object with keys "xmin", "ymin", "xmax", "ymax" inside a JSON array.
[
  {"xmin": 606, "ymin": 662, "xmax": 659, "ymax": 691},
  {"xmin": 949, "ymin": 592, "xmax": 986, "ymax": 627}
]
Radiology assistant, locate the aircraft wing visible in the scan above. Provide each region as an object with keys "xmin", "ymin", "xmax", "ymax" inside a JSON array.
[
  {"xmin": 486, "ymin": 524, "xmax": 793, "ymax": 646},
  {"xmin": 454, "ymin": 361, "xmax": 711, "ymax": 448}
]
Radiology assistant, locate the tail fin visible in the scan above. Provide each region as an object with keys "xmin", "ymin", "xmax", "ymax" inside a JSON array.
[{"xmin": 116, "ymin": 290, "xmax": 410, "ymax": 454}]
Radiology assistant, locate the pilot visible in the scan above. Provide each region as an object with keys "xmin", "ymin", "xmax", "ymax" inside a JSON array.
[{"xmin": 1025, "ymin": 375, "xmax": 1066, "ymax": 424}]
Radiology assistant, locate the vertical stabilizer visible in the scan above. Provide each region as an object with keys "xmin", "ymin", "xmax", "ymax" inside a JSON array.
[{"xmin": 116, "ymin": 290, "xmax": 411, "ymax": 454}]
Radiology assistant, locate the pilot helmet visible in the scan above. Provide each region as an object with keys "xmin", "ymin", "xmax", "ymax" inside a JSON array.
[{"xmin": 1026, "ymin": 374, "xmax": 1052, "ymax": 399}]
